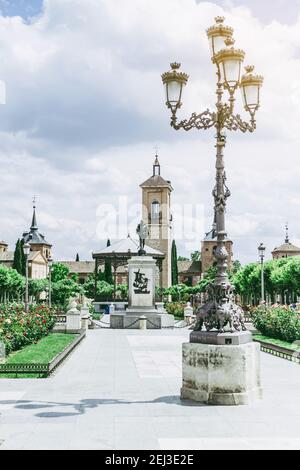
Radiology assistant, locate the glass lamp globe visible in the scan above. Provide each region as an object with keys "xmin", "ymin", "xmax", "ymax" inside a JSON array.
[
  {"xmin": 240, "ymin": 65, "xmax": 264, "ymax": 113},
  {"xmin": 161, "ymin": 63, "xmax": 189, "ymax": 112},
  {"xmin": 214, "ymin": 37, "xmax": 245, "ymax": 91},
  {"xmin": 206, "ymin": 16, "xmax": 234, "ymax": 61}
]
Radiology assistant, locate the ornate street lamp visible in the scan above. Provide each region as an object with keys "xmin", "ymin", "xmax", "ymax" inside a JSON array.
[
  {"xmin": 258, "ymin": 243, "xmax": 266, "ymax": 303},
  {"xmin": 23, "ymin": 243, "xmax": 30, "ymax": 313},
  {"xmin": 48, "ymin": 256, "xmax": 53, "ymax": 308},
  {"xmin": 162, "ymin": 16, "xmax": 264, "ymax": 333}
]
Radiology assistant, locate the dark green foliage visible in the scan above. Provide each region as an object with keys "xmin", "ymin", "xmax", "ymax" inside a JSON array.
[
  {"xmin": 191, "ymin": 250, "xmax": 201, "ymax": 262},
  {"xmin": 13, "ymin": 239, "xmax": 23, "ymax": 275},
  {"xmin": 104, "ymin": 239, "xmax": 113, "ymax": 284},
  {"xmin": 232, "ymin": 257, "xmax": 300, "ymax": 305},
  {"xmin": 83, "ymin": 276, "xmax": 114, "ymax": 301},
  {"xmin": 51, "ymin": 263, "xmax": 70, "ymax": 283},
  {"xmin": 20, "ymin": 239, "xmax": 26, "ymax": 276},
  {"xmin": 0, "ymin": 265, "xmax": 24, "ymax": 302},
  {"xmin": 171, "ymin": 240, "xmax": 178, "ymax": 286}
]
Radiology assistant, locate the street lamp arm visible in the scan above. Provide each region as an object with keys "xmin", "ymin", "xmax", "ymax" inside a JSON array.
[
  {"xmin": 223, "ymin": 113, "xmax": 256, "ymax": 133},
  {"xmin": 171, "ymin": 109, "xmax": 216, "ymax": 131}
]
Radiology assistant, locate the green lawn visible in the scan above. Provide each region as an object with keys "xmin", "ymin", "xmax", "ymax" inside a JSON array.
[
  {"xmin": 1, "ymin": 333, "xmax": 76, "ymax": 378},
  {"xmin": 253, "ymin": 334, "xmax": 300, "ymax": 352}
]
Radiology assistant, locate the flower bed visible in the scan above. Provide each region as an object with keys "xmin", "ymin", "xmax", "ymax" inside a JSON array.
[
  {"xmin": 164, "ymin": 302, "xmax": 186, "ymax": 319},
  {"xmin": 0, "ymin": 304, "xmax": 55, "ymax": 354},
  {"xmin": 253, "ymin": 305, "xmax": 300, "ymax": 343}
]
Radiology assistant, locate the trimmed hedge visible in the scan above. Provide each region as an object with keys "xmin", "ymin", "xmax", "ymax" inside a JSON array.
[
  {"xmin": 0, "ymin": 304, "xmax": 55, "ymax": 354},
  {"xmin": 253, "ymin": 305, "xmax": 300, "ymax": 343}
]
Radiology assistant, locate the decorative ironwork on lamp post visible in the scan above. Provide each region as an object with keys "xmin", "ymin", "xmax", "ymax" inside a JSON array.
[
  {"xmin": 23, "ymin": 243, "xmax": 30, "ymax": 314},
  {"xmin": 162, "ymin": 17, "xmax": 263, "ymax": 332},
  {"xmin": 258, "ymin": 243, "xmax": 266, "ymax": 303}
]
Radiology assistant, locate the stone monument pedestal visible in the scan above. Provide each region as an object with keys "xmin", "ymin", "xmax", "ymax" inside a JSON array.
[
  {"xmin": 110, "ymin": 255, "xmax": 174, "ymax": 329},
  {"xmin": 181, "ymin": 331, "xmax": 262, "ymax": 405}
]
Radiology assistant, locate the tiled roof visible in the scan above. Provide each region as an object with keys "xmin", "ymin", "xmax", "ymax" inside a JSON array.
[
  {"xmin": 22, "ymin": 230, "xmax": 51, "ymax": 246},
  {"xmin": 140, "ymin": 175, "xmax": 173, "ymax": 189},
  {"xmin": 178, "ymin": 260, "xmax": 201, "ymax": 274},
  {"xmin": 93, "ymin": 237, "xmax": 164, "ymax": 257},
  {"xmin": 0, "ymin": 251, "xmax": 43, "ymax": 263},
  {"xmin": 272, "ymin": 242, "xmax": 300, "ymax": 253},
  {"xmin": 58, "ymin": 261, "xmax": 95, "ymax": 274},
  {"xmin": 0, "ymin": 251, "xmax": 14, "ymax": 262}
]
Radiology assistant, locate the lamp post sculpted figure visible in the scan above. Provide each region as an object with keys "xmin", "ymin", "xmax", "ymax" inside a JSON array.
[{"xmin": 162, "ymin": 17, "xmax": 263, "ymax": 333}]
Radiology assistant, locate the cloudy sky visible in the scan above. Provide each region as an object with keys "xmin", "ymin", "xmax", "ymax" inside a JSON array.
[{"xmin": 0, "ymin": 0, "xmax": 299, "ymax": 264}]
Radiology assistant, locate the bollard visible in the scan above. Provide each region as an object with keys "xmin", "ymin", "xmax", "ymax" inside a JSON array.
[
  {"xmin": 139, "ymin": 315, "xmax": 147, "ymax": 330},
  {"xmin": 184, "ymin": 302, "xmax": 194, "ymax": 325},
  {"xmin": 109, "ymin": 303, "xmax": 115, "ymax": 314}
]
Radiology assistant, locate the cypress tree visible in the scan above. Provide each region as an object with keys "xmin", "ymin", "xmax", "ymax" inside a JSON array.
[
  {"xmin": 20, "ymin": 239, "xmax": 26, "ymax": 276},
  {"xmin": 104, "ymin": 239, "xmax": 113, "ymax": 284},
  {"xmin": 13, "ymin": 239, "xmax": 23, "ymax": 275},
  {"xmin": 76, "ymin": 253, "xmax": 80, "ymax": 262},
  {"xmin": 171, "ymin": 240, "xmax": 179, "ymax": 285}
]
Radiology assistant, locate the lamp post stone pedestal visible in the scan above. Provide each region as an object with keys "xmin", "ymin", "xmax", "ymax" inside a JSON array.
[{"xmin": 181, "ymin": 340, "xmax": 262, "ymax": 405}]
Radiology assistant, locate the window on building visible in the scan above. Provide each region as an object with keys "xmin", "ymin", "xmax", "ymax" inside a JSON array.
[{"xmin": 151, "ymin": 201, "xmax": 160, "ymax": 221}]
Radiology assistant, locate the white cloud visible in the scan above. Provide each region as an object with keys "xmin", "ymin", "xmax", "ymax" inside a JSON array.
[{"xmin": 0, "ymin": 0, "xmax": 299, "ymax": 264}]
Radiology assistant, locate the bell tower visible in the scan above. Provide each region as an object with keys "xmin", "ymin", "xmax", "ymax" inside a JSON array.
[
  {"xmin": 22, "ymin": 199, "xmax": 52, "ymax": 260},
  {"xmin": 140, "ymin": 154, "xmax": 173, "ymax": 288}
]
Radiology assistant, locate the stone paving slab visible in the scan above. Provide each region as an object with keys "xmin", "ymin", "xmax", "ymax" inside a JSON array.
[{"xmin": 0, "ymin": 329, "xmax": 300, "ymax": 450}]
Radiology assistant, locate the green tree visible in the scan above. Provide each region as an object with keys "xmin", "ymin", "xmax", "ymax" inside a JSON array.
[
  {"xmin": 83, "ymin": 276, "xmax": 114, "ymax": 301},
  {"xmin": 76, "ymin": 253, "xmax": 80, "ymax": 262},
  {"xmin": 231, "ymin": 260, "xmax": 241, "ymax": 274},
  {"xmin": 12, "ymin": 239, "xmax": 23, "ymax": 275},
  {"xmin": 0, "ymin": 265, "xmax": 24, "ymax": 303},
  {"xmin": 177, "ymin": 256, "xmax": 189, "ymax": 261},
  {"xmin": 29, "ymin": 278, "xmax": 48, "ymax": 302},
  {"xmin": 20, "ymin": 239, "xmax": 26, "ymax": 276},
  {"xmin": 232, "ymin": 257, "xmax": 300, "ymax": 306},
  {"xmin": 171, "ymin": 240, "xmax": 178, "ymax": 286},
  {"xmin": 51, "ymin": 263, "xmax": 70, "ymax": 283},
  {"xmin": 191, "ymin": 250, "xmax": 201, "ymax": 262},
  {"xmin": 51, "ymin": 278, "xmax": 82, "ymax": 307},
  {"xmin": 104, "ymin": 239, "xmax": 113, "ymax": 284}
]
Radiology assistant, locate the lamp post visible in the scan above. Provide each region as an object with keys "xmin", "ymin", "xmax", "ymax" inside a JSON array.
[
  {"xmin": 23, "ymin": 243, "xmax": 30, "ymax": 313},
  {"xmin": 162, "ymin": 16, "xmax": 263, "ymax": 332},
  {"xmin": 258, "ymin": 243, "xmax": 266, "ymax": 304},
  {"xmin": 48, "ymin": 256, "xmax": 53, "ymax": 308}
]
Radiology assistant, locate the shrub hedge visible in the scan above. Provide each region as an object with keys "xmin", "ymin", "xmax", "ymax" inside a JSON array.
[
  {"xmin": 253, "ymin": 305, "xmax": 300, "ymax": 343},
  {"xmin": 164, "ymin": 302, "xmax": 186, "ymax": 318}
]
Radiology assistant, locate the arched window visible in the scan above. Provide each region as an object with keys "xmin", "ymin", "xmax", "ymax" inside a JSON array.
[{"xmin": 151, "ymin": 201, "xmax": 160, "ymax": 221}]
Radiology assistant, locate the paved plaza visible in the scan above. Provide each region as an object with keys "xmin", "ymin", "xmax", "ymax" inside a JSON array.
[{"xmin": 0, "ymin": 328, "xmax": 300, "ymax": 450}]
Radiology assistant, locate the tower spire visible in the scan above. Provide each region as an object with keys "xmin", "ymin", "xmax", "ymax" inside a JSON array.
[
  {"xmin": 153, "ymin": 147, "xmax": 161, "ymax": 176},
  {"xmin": 285, "ymin": 222, "xmax": 289, "ymax": 244},
  {"xmin": 31, "ymin": 196, "xmax": 38, "ymax": 231}
]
